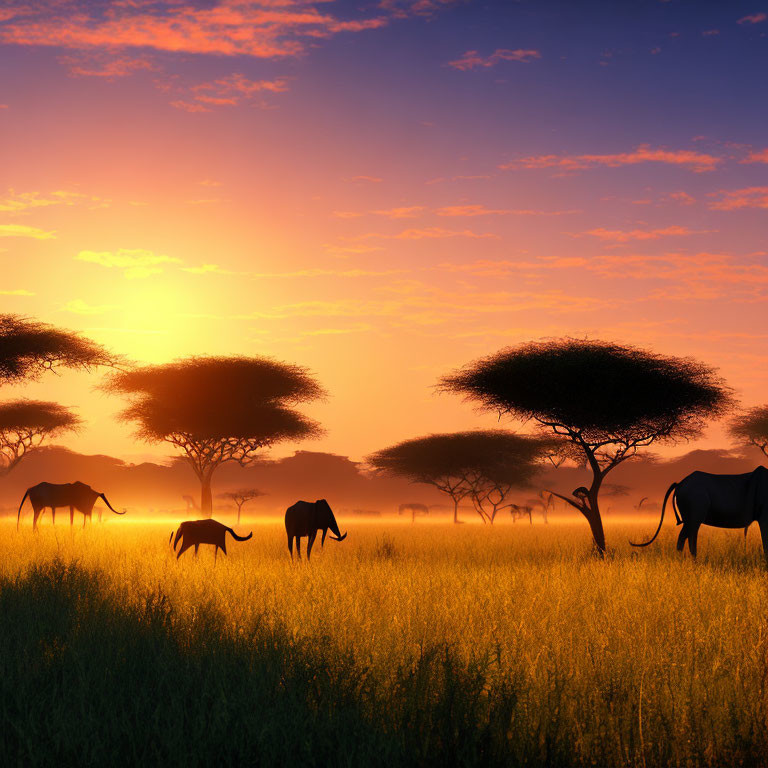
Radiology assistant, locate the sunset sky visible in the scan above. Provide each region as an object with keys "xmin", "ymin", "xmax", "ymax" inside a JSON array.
[{"xmin": 1, "ymin": 0, "xmax": 767, "ymax": 463}]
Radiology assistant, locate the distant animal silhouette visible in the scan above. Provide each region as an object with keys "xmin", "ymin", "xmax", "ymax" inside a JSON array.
[
  {"xmin": 509, "ymin": 504, "xmax": 533, "ymax": 524},
  {"xmin": 631, "ymin": 467, "xmax": 768, "ymax": 563},
  {"xmin": 398, "ymin": 502, "xmax": 429, "ymax": 522},
  {"xmin": 171, "ymin": 519, "xmax": 252, "ymax": 560},
  {"xmin": 17, "ymin": 481, "xmax": 124, "ymax": 531},
  {"xmin": 183, "ymin": 494, "xmax": 199, "ymax": 513},
  {"xmin": 285, "ymin": 499, "xmax": 347, "ymax": 560}
]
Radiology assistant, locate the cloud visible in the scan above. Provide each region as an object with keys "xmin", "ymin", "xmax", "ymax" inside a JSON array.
[
  {"xmin": 372, "ymin": 206, "xmax": 425, "ymax": 218},
  {"xmin": 387, "ymin": 226, "xmax": 497, "ymax": 240},
  {"xmin": 75, "ymin": 248, "xmax": 181, "ymax": 278},
  {"xmin": 181, "ymin": 263, "xmax": 235, "ymax": 275},
  {"xmin": 448, "ymin": 48, "xmax": 541, "ymax": 70},
  {"xmin": 60, "ymin": 52, "xmax": 155, "ymax": 78},
  {"xmin": 0, "ymin": 1, "xmax": 404, "ymax": 63},
  {"xmin": 581, "ymin": 225, "xmax": 703, "ymax": 243},
  {"xmin": 501, "ymin": 144, "xmax": 721, "ymax": 173},
  {"xmin": 0, "ymin": 189, "xmax": 108, "ymax": 213},
  {"xmin": 741, "ymin": 148, "xmax": 768, "ymax": 163},
  {"xmin": 345, "ymin": 175, "xmax": 383, "ymax": 183},
  {"xmin": 708, "ymin": 187, "xmax": 768, "ymax": 210},
  {"xmin": 435, "ymin": 204, "xmax": 578, "ymax": 217},
  {"xmin": 738, "ymin": 12, "xmax": 767, "ymax": 24},
  {"xmin": 63, "ymin": 298, "xmax": 116, "ymax": 315},
  {"xmin": 0, "ymin": 288, "xmax": 34, "ymax": 296},
  {"xmin": 668, "ymin": 191, "xmax": 696, "ymax": 205},
  {"xmin": 0, "ymin": 224, "xmax": 56, "ymax": 239}
]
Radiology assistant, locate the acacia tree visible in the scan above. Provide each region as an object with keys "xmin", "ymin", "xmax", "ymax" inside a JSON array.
[
  {"xmin": 440, "ymin": 339, "xmax": 732, "ymax": 553},
  {"xmin": 729, "ymin": 406, "xmax": 768, "ymax": 458},
  {"xmin": 367, "ymin": 430, "xmax": 551, "ymax": 524},
  {"xmin": 0, "ymin": 315, "xmax": 113, "ymax": 476},
  {"xmin": 0, "ymin": 314, "xmax": 116, "ymax": 381},
  {"xmin": 218, "ymin": 488, "xmax": 267, "ymax": 524},
  {"xmin": 0, "ymin": 400, "xmax": 81, "ymax": 475},
  {"xmin": 105, "ymin": 356, "xmax": 324, "ymax": 516}
]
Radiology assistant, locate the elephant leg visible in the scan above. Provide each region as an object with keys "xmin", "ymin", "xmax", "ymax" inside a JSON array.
[
  {"xmin": 220, "ymin": 540, "xmax": 227, "ymax": 557},
  {"xmin": 295, "ymin": 536, "xmax": 302, "ymax": 560},
  {"xmin": 70, "ymin": 506, "xmax": 75, "ymax": 526},
  {"xmin": 51, "ymin": 507, "xmax": 55, "ymax": 526},
  {"xmin": 307, "ymin": 533, "xmax": 317, "ymax": 561},
  {"xmin": 176, "ymin": 540, "xmax": 193, "ymax": 559},
  {"xmin": 33, "ymin": 508, "xmax": 41, "ymax": 532},
  {"xmin": 194, "ymin": 543, "xmax": 199, "ymax": 557},
  {"xmin": 676, "ymin": 526, "xmax": 688, "ymax": 553},
  {"xmin": 687, "ymin": 524, "xmax": 701, "ymax": 559},
  {"xmin": 758, "ymin": 520, "xmax": 768, "ymax": 568},
  {"xmin": 287, "ymin": 533, "xmax": 294, "ymax": 559}
]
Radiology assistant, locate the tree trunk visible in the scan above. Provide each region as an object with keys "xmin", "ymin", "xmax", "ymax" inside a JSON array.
[
  {"xmin": 237, "ymin": 503, "xmax": 242, "ymax": 525},
  {"xmin": 453, "ymin": 497, "xmax": 459, "ymax": 524},
  {"xmin": 200, "ymin": 478, "xmax": 213, "ymax": 518},
  {"xmin": 583, "ymin": 503, "xmax": 606, "ymax": 555}
]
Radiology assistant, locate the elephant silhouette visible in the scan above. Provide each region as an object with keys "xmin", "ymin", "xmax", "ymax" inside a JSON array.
[
  {"xmin": 631, "ymin": 466, "xmax": 768, "ymax": 563},
  {"xmin": 171, "ymin": 519, "xmax": 252, "ymax": 560},
  {"xmin": 285, "ymin": 499, "xmax": 347, "ymax": 560},
  {"xmin": 17, "ymin": 481, "xmax": 124, "ymax": 531}
]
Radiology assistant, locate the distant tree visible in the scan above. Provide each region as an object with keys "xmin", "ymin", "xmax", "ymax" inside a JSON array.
[
  {"xmin": 440, "ymin": 339, "xmax": 732, "ymax": 553},
  {"xmin": 0, "ymin": 314, "xmax": 116, "ymax": 382},
  {"xmin": 729, "ymin": 405, "xmax": 768, "ymax": 458},
  {"xmin": 367, "ymin": 430, "xmax": 552, "ymax": 524},
  {"xmin": 104, "ymin": 356, "xmax": 323, "ymax": 516},
  {"xmin": 0, "ymin": 400, "xmax": 81, "ymax": 476},
  {"xmin": 218, "ymin": 488, "xmax": 267, "ymax": 524}
]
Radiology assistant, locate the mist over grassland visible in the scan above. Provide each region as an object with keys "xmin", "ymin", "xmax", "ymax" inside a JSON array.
[{"xmin": 2, "ymin": 444, "xmax": 765, "ymax": 520}]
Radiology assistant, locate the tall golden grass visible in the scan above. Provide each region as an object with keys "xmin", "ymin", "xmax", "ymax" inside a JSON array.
[{"xmin": 1, "ymin": 518, "xmax": 765, "ymax": 766}]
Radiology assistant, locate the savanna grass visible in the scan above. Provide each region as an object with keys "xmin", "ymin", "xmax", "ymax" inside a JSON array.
[{"xmin": 0, "ymin": 518, "xmax": 765, "ymax": 767}]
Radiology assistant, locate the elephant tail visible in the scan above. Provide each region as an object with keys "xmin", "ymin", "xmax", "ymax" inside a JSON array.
[
  {"xmin": 630, "ymin": 482, "xmax": 677, "ymax": 547},
  {"xmin": 227, "ymin": 527, "xmax": 253, "ymax": 542},
  {"xmin": 16, "ymin": 489, "xmax": 30, "ymax": 531}
]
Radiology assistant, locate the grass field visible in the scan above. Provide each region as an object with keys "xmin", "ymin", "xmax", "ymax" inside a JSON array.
[{"xmin": 0, "ymin": 517, "xmax": 765, "ymax": 767}]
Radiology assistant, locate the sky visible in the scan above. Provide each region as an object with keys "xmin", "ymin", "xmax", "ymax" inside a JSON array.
[{"xmin": 1, "ymin": 0, "xmax": 767, "ymax": 464}]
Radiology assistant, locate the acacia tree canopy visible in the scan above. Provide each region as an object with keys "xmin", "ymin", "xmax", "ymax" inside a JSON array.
[
  {"xmin": 104, "ymin": 356, "xmax": 324, "ymax": 516},
  {"xmin": 440, "ymin": 339, "xmax": 733, "ymax": 550},
  {"xmin": 729, "ymin": 406, "xmax": 768, "ymax": 457},
  {"xmin": 367, "ymin": 430, "xmax": 553, "ymax": 524},
  {"xmin": 0, "ymin": 314, "xmax": 117, "ymax": 382},
  {"xmin": 0, "ymin": 400, "xmax": 81, "ymax": 475}
]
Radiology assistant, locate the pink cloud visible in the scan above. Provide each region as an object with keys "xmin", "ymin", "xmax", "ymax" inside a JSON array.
[
  {"xmin": 448, "ymin": 48, "xmax": 541, "ymax": 71},
  {"xmin": 373, "ymin": 206, "xmax": 425, "ymax": 218},
  {"xmin": 582, "ymin": 225, "xmax": 702, "ymax": 243},
  {"xmin": 435, "ymin": 204, "xmax": 577, "ymax": 217},
  {"xmin": 501, "ymin": 144, "xmax": 721, "ymax": 173},
  {"xmin": 738, "ymin": 12, "xmax": 767, "ymax": 24},
  {"xmin": 741, "ymin": 148, "xmax": 768, "ymax": 163},
  {"xmin": 0, "ymin": 1, "xmax": 395, "ymax": 59},
  {"xmin": 709, "ymin": 187, "xmax": 768, "ymax": 210},
  {"xmin": 60, "ymin": 52, "xmax": 156, "ymax": 78}
]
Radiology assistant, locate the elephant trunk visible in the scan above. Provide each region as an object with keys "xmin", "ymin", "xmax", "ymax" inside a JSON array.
[
  {"xmin": 100, "ymin": 493, "xmax": 125, "ymax": 515},
  {"xmin": 328, "ymin": 516, "xmax": 347, "ymax": 542}
]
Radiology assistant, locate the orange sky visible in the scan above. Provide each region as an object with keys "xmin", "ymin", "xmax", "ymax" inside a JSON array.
[{"xmin": 1, "ymin": 1, "xmax": 767, "ymax": 463}]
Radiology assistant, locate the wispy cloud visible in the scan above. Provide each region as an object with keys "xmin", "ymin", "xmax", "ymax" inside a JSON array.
[
  {"xmin": 60, "ymin": 52, "xmax": 155, "ymax": 78},
  {"xmin": 709, "ymin": 187, "xmax": 768, "ymax": 210},
  {"xmin": 76, "ymin": 249, "xmax": 181, "ymax": 278},
  {"xmin": 0, "ymin": 189, "xmax": 108, "ymax": 213},
  {"xmin": 501, "ymin": 144, "xmax": 721, "ymax": 173},
  {"xmin": 448, "ymin": 48, "xmax": 541, "ymax": 70},
  {"xmin": 0, "ymin": 1, "xmax": 393, "ymax": 59},
  {"xmin": 738, "ymin": 12, "xmax": 767, "ymax": 24},
  {"xmin": 63, "ymin": 298, "xmax": 117, "ymax": 315},
  {"xmin": 0, "ymin": 224, "xmax": 56, "ymax": 239},
  {"xmin": 435, "ymin": 204, "xmax": 578, "ymax": 217},
  {"xmin": 0, "ymin": 288, "xmax": 35, "ymax": 296},
  {"xmin": 352, "ymin": 226, "xmax": 498, "ymax": 240},
  {"xmin": 172, "ymin": 73, "xmax": 290, "ymax": 111},
  {"xmin": 372, "ymin": 206, "xmax": 426, "ymax": 218},
  {"xmin": 581, "ymin": 225, "xmax": 703, "ymax": 243},
  {"xmin": 741, "ymin": 148, "xmax": 768, "ymax": 163}
]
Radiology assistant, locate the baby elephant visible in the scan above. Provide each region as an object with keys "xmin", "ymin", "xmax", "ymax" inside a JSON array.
[{"xmin": 170, "ymin": 519, "xmax": 252, "ymax": 561}]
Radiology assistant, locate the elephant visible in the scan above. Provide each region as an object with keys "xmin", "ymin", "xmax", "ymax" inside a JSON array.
[
  {"xmin": 17, "ymin": 481, "xmax": 124, "ymax": 531},
  {"xmin": 630, "ymin": 466, "xmax": 768, "ymax": 563},
  {"xmin": 171, "ymin": 519, "xmax": 252, "ymax": 560},
  {"xmin": 285, "ymin": 499, "xmax": 347, "ymax": 560}
]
